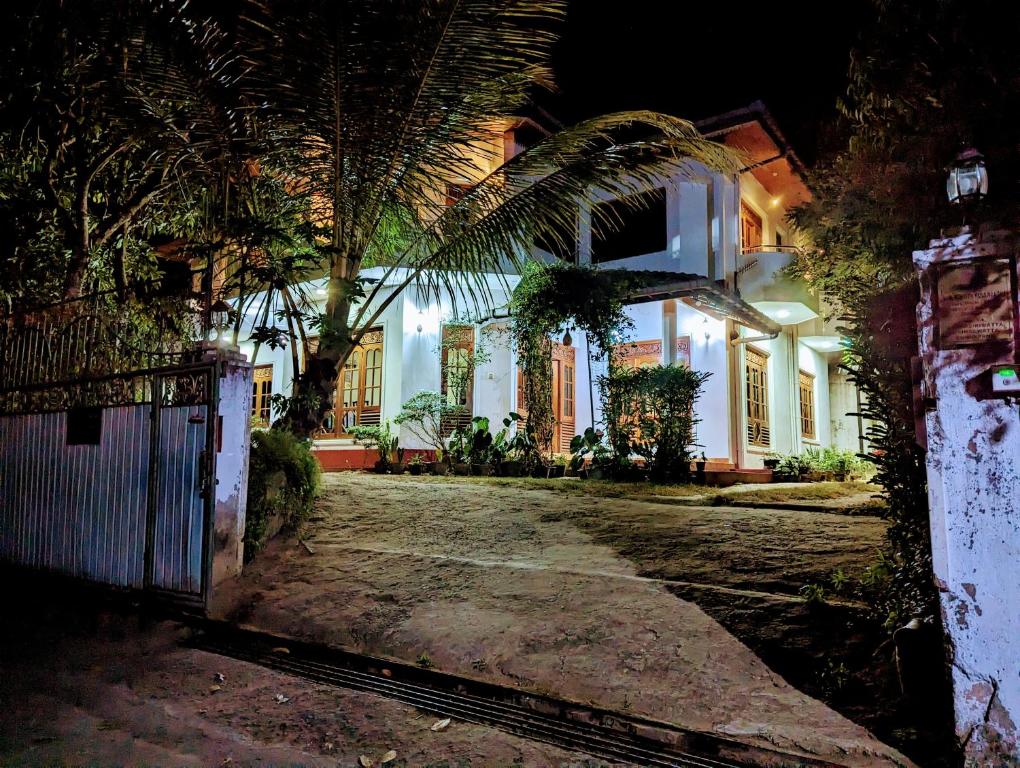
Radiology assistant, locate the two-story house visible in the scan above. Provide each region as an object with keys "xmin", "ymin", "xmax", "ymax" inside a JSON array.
[{"xmin": 240, "ymin": 102, "xmax": 864, "ymax": 472}]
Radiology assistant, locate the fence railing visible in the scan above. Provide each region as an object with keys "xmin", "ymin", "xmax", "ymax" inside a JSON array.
[{"xmin": 0, "ymin": 293, "xmax": 205, "ymax": 413}]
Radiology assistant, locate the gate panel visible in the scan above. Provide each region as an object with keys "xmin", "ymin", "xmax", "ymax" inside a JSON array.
[
  {"xmin": 0, "ymin": 405, "xmax": 151, "ymax": 588},
  {"xmin": 151, "ymin": 403, "xmax": 208, "ymax": 595}
]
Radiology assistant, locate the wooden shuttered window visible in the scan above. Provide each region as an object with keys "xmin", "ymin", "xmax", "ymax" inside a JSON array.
[
  {"xmin": 441, "ymin": 325, "xmax": 474, "ymax": 434},
  {"xmin": 251, "ymin": 365, "xmax": 273, "ymax": 427},
  {"xmin": 799, "ymin": 370, "xmax": 816, "ymax": 439},
  {"xmin": 745, "ymin": 346, "xmax": 771, "ymax": 447},
  {"xmin": 311, "ymin": 329, "xmax": 385, "ymax": 437}
]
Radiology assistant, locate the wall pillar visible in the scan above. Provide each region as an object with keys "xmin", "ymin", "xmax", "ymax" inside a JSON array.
[
  {"xmin": 914, "ymin": 228, "xmax": 1020, "ymax": 763},
  {"xmin": 204, "ymin": 348, "xmax": 253, "ymax": 586}
]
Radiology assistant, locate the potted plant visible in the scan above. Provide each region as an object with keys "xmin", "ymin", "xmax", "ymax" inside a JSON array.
[
  {"xmin": 430, "ymin": 447, "xmax": 448, "ymax": 475},
  {"xmin": 446, "ymin": 423, "xmax": 472, "ymax": 475},
  {"xmin": 763, "ymin": 451, "xmax": 782, "ymax": 471},
  {"xmin": 499, "ymin": 414, "xmax": 532, "ymax": 476},
  {"xmin": 694, "ymin": 451, "xmax": 707, "ymax": 484},
  {"xmin": 464, "ymin": 416, "xmax": 494, "ymax": 475},
  {"xmin": 351, "ymin": 423, "xmax": 396, "ymax": 473},
  {"xmin": 695, "ymin": 451, "xmax": 707, "ymax": 473},
  {"xmin": 408, "ymin": 454, "xmax": 426, "ymax": 476},
  {"xmin": 391, "ymin": 445, "xmax": 406, "ymax": 475}
]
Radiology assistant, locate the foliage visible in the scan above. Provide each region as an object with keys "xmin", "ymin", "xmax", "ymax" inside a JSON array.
[
  {"xmin": 784, "ymin": 0, "xmax": 1020, "ymax": 630},
  {"xmin": 0, "ymin": 0, "xmax": 254, "ymax": 304},
  {"xmin": 245, "ymin": 428, "xmax": 321, "ymax": 559},
  {"xmin": 509, "ymin": 261, "xmax": 645, "ymax": 456},
  {"xmin": 769, "ymin": 447, "xmax": 872, "ymax": 480},
  {"xmin": 394, "ymin": 391, "xmax": 460, "ymax": 454},
  {"xmin": 599, "ymin": 364, "xmax": 710, "ymax": 483},
  {"xmin": 569, "ymin": 427, "xmax": 609, "ymax": 472},
  {"xmin": 351, "ymin": 422, "xmax": 399, "ymax": 470},
  {"xmin": 225, "ymin": 0, "xmax": 736, "ymax": 435}
]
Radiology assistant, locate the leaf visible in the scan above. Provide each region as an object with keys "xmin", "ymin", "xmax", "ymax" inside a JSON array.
[
  {"xmin": 358, "ymin": 756, "xmax": 374, "ymax": 767},
  {"xmin": 274, "ymin": 693, "xmax": 290, "ymax": 704},
  {"xmin": 430, "ymin": 717, "xmax": 451, "ymax": 732},
  {"xmin": 271, "ymin": 646, "xmax": 290, "ymax": 655},
  {"xmin": 380, "ymin": 750, "xmax": 397, "ymax": 764},
  {"xmin": 208, "ymin": 684, "xmax": 222, "ymax": 693}
]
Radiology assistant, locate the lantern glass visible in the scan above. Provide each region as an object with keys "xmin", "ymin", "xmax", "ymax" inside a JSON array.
[
  {"xmin": 947, "ymin": 149, "xmax": 988, "ymax": 204},
  {"xmin": 209, "ymin": 299, "xmax": 233, "ymax": 339}
]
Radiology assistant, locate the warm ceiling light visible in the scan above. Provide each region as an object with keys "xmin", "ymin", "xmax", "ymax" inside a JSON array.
[
  {"xmin": 769, "ymin": 197, "xmax": 781, "ymax": 208},
  {"xmin": 775, "ymin": 309, "xmax": 791, "ymax": 319}
]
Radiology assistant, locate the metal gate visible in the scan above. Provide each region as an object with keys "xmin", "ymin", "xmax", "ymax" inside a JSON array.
[{"xmin": 0, "ymin": 299, "xmax": 219, "ymax": 609}]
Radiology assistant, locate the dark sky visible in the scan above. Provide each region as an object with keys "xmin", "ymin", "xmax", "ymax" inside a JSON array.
[{"xmin": 551, "ymin": 0, "xmax": 872, "ymax": 164}]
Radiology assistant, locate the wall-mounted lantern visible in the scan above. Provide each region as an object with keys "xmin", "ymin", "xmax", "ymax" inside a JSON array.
[
  {"xmin": 946, "ymin": 148, "xmax": 988, "ymax": 205},
  {"xmin": 210, "ymin": 298, "xmax": 233, "ymax": 341}
]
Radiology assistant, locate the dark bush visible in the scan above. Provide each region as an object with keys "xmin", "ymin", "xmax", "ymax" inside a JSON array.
[
  {"xmin": 600, "ymin": 364, "xmax": 710, "ymax": 483},
  {"xmin": 244, "ymin": 428, "xmax": 321, "ymax": 560}
]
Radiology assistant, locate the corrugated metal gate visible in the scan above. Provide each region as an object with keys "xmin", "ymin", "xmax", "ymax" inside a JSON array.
[{"xmin": 0, "ymin": 300, "xmax": 219, "ymax": 609}]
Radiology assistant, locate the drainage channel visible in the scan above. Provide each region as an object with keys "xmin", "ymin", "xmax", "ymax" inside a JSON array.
[{"xmin": 186, "ymin": 621, "xmax": 841, "ymax": 768}]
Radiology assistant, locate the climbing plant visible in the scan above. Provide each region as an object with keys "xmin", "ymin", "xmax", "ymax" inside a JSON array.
[{"xmin": 509, "ymin": 262, "xmax": 643, "ymax": 456}]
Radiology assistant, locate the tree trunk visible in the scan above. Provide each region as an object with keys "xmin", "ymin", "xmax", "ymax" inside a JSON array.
[{"xmin": 274, "ymin": 292, "xmax": 355, "ymax": 437}]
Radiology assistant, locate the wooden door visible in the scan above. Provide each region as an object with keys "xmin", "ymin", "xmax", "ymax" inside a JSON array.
[{"xmin": 552, "ymin": 343, "xmax": 576, "ymax": 453}]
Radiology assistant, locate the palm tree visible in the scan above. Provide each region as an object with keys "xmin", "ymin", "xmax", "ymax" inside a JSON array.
[{"xmin": 198, "ymin": 0, "xmax": 737, "ymax": 434}]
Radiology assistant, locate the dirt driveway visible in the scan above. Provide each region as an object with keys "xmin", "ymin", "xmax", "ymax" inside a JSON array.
[
  {"xmin": 216, "ymin": 473, "xmax": 909, "ymax": 767},
  {"xmin": 0, "ymin": 593, "xmax": 604, "ymax": 768}
]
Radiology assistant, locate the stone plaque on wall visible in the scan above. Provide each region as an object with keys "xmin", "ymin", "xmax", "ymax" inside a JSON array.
[{"xmin": 937, "ymin": 258, "xmax": 1016, "ymax": 348}]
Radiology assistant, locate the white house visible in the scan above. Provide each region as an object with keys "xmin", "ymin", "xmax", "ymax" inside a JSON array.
[{"xmin": 239, "ymin": 103, "xmax": 864, "ymax": 473}]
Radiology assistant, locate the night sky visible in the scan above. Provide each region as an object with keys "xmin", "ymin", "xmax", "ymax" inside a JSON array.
[{"xmin": 552, "ymin": 0, "xmax": 872, "ymax": 164}]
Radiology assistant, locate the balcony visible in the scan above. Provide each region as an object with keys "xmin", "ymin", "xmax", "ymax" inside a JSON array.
[{"xmin": 735, "ymin": 245, "xmax": 819, "ymax": 325}]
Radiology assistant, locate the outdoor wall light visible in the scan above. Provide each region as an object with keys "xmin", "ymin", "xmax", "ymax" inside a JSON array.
[
  {"xmin": 947, "ymin": 147, "xmax": 988, "ymax": 204},
  {"xmin": 562, "ymin": 328, "xmax": 573, "ymax": 347},
  {"xmin": 210, "ymin": 298, "xmax": 233, "ymax": 341}
]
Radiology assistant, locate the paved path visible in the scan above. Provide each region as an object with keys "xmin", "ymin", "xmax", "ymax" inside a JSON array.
[{"xmin": 216, "ymin": 473, "xmax": 911, "ymax": 767}]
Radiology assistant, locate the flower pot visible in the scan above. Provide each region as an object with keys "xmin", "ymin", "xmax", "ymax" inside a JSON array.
[
  {"xmin": 391, "ymin": 463, "xmax": 405, "ymax": 475},
  {"xmin": 500, "ymin": 460, "xmax": 524, "ymax": 477},
  {"xmin": 409, "ymin": 464, "xmax": 423, "ymax": 476},
  {"xmin": 428, "ymin": 461, "xmax": 448, "ymax": 476},
  {"xmin": 373, "ymin": 460, "xmax": 389, "ymax": 474},
  {"xmin": 546, "ymin": 465, "xmax": 565, "ymax": 479},
  {"xmin": 452, "ymin": 462, "xmax": 471, "ymax": 476},
  {"xmin": 471, "ymin": 463, "xmax": 494, "ymax": 476}
]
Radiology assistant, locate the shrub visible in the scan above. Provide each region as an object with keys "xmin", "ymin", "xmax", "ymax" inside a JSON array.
[
  {"xmin": 394, "ymin": 391, "xmax": 454, "ymax": 453},
  {"xmin": 245, "ymin": 428, "xmax": 321, "ymax": 560},
  {"xmin": 600, "ymin": 364, "xmax": 711, "ymax": 483},
  {"xmin": 351, "ymin": 422, "xmax": 400, "ymax": 469}
]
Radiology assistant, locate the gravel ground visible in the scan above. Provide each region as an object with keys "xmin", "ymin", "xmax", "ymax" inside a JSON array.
[{"xmin": 215, "ymin": 473, "xmax": 912, "ymax": 768}]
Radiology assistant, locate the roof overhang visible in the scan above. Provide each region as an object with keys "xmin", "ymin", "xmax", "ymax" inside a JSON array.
[
  {"xmin": 624, "ymin": 276, "xmax": 782, "ymax": 335},
  {"xmin": 696, "ymin": 101, "xmax": 811, "ymax": 207}
]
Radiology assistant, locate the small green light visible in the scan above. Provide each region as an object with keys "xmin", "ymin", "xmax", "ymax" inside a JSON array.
[{"xmin": 999, "ymin": 368, "xmax": 1017, "ymax": 378}]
